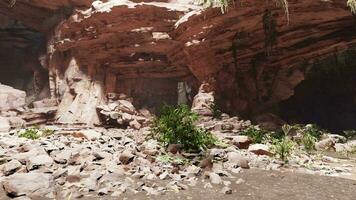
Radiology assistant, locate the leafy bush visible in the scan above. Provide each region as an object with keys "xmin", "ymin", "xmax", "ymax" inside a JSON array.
[
  {"xmin": 18, "ymin": 127, "xmax": 54, "ymax": 140},
  {"xmin": 303, "ymin": 124, "xmax": 325, "ymax": 140},
  {"xmin": 271, "ymin": 137, "xmax": 295, "ymax": 162},
  {"xmin": 151, "ymin": 105, "xmax": 217, "ymax": 151},
  {"xmin": 241, "ymin": 126, "xmax": 266, "ymax": 144},
  {"xmin": 301, "ymin": 132, "xmax": 317, "ymax": 152}
]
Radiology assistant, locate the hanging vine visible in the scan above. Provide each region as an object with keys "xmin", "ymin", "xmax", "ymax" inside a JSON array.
[{"xmin": 8, "ymin": 0, "xmax": 16, "ymax": 8}]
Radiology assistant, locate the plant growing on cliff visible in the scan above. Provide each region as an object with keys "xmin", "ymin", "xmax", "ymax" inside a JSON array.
[
  {"xmin": 348, "ymin": 0, "xmax": 356, "ymax": 14},
  {"xmin": 151, "ymin": 105, "xmax": 217, "ymax": 151}
]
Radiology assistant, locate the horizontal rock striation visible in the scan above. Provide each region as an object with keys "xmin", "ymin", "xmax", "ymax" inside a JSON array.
[{"xmin": 1, "ymin": 0, "xmax": 356, "ymax": 124}]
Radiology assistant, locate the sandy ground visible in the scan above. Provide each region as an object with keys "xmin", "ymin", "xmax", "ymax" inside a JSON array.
[{"xmin": 2, "ymin": 169, "xmax": 354, "ymax": 200}]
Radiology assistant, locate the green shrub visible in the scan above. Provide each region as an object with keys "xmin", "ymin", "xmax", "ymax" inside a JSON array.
[
  {"xmin": 151, "ymin": 105, "xmax": 217, "ymax": 151},
  {"xmin": 304, "ymin": 124, "xmax": 325, "ymax": 140},
  {"xmin": 271, "ymin": 137, "xmax": 295, "ymax": 162},
  {"xmin": 301, "ymin": 132, "xmax": 317, "ymax": 152},
  {"xmin": 156, "ymin": 154, "xmax": 189, "ymax": 165},
  {"xmin": 18, "ymin": 127, "xmax": 54, "ymax": 140},
  {"xmin": 241, "ymin": 126, "xmax": 266, "ymax": 143}
]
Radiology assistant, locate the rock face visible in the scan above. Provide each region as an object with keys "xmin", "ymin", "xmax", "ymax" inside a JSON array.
[{"xmin": 0, "ymin": 0, "xmax": 356, "ymax": 125}]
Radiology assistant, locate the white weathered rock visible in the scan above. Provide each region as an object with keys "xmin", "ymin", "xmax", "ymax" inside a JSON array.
[
  {"xmin": 191, "ymin": 83, "xmax": 214, "ymax": 116},
  {"xmin": 78, "ymin": 129, "xmax": 102, "ymax": 141},
  {"xmin": 2, "ymin": 173, "xmax": 55, "ymax": 198},
  {"xmin": 118, "ymin": 100, "xmax": 136, "ymax": 114},
  {"xmin": 0, "ymin": 84, "xmax": 26, "ymax": 111},
  {"xmin": 227, "ymin": 152, "xmax": 249, "ymax": 169},
  {"xmin": 208, "ymin": 172, "xmax": 222, "ymax": 185},
  {"xmin": 2, "ymin": 160, "xmax": 22, "ymax": 176},
  {"xmin": 129, "ymin": 119, "xmax": 141, "ymax": 130},
  {"xmin": 26, "ymin": 154, "xmax": 54, "ymax": 170},
  {"xmin": 315, "ymin": 138, "xmax": 335, "ymax": 151},
  {"xmin": 52, "ymin": 150, "xmax": 72, "ymax": 164},
  {"xmin": 7, "ymin": 117, "xmax": 25, "ymax": 129}
]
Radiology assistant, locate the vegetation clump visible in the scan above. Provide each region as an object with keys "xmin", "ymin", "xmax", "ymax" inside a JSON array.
[
  {"xmin": 210, "ymin": 102, "xmax": 223, "ymax": 119},
  {"xmin": 300, "ymin": 132, "xmax": 317, "ymax": 152},
  {"xmin": 151, "ymin": 105, "xmax": 218, "ymax": 152},
  {"xmin": 18, "ymin": 127, "xmax": 54, "ymax": 140},
  {"xmin": 348, "ymin": 0, "xmax": 356, "ymax": 14},
  {"xmin": 241, "ymin": 126, "xmax": 266, "ymax": 144},
  {"xmin": 271, "ymin": 136, "xmax": 295, "ymax": 162}
]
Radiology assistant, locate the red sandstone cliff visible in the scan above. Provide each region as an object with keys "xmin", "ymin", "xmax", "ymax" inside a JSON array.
[{"xmin": 0, "ymin": 0, "xmax": 355, "ymax": 124}]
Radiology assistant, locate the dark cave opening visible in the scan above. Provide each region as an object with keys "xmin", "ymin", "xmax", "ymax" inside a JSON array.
[
  {"xmin": 0, "ymin": 19, "xmax": 49, "ymax": 105},
  {"xmin": 279, "ymin": 49, "xmax": 356, "ymax": 133}
]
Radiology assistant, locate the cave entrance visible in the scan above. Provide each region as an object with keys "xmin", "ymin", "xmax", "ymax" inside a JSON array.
[
  {"xmin": 0, "ymin": 18, "xmax": 49, "ymax": 105},
  {"xmin": 279, "ymin": 49, "xmax": 356, "ymax": 133}
]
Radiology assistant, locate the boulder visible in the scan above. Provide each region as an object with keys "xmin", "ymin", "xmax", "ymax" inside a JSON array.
[
  {"xmin": 7, "ymin": 117, "xmax": 26, "ymax": 129},
  {"xmin": 75, "ymin": 129, "xmax": 102, "ymax": 141},
  {"xmin": 191, "ymin": 83, "xmax": 214, "ymax": 116},
  {"xmin": 208, "ymin": 172, "xmax": 222, "ymax": 185},
  {"xmin": 248, "ymin": 144, "xmax": 273, "ymax": 156},
  {"xmin": 227, "ymin": 152, "xmax": 249, "ymax": 169},
  {"xmin": 232, "ymin": 136, "xmax": 252, "ymax": 149},
  {"xmin": 315, "ymin": 138, "xmax": 335, "ymax": 151},
  {"xmin": 0, "ymin": 84, "xmax": 26, "ymax": 111},
  {"xmin": 26, "ymin": 154, "xmax": 54, "ymax": 170},
  {"xmin": 2, "ymin": 160, "xmax": 22, "ymax": 176},
  {"xmin": 2, "ymin": 173, "xmax": 55, "ymax": 198},
  {"xmin": 119, "ymin": 150, "xmax": 135, "ymax": 165}
]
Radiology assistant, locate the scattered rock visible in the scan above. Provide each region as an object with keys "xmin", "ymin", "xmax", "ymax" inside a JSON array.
[
  {"xmin": 221, "ymin": 186, "xmax": 232, "ymax": 194},
  {"xmin": 0, "ymin": 84, "xmax": 26, "ymax": 111},
  {"xmin": 227, "ymin": 152, "xmax": 249, "ymax": 169},
  {"xmin": 2, "ymin": 160, "xmax": 22, "ymax": 176},
  {"xmin": 315, "ymin": 138, "xmax": 335, "ymax": 151},
  {"xmin": 119, "ymin": 150, "xmax": 135, "ymax": 165},
  {"xmin": 2, "ymin": 173, "xmax": 54, "ymax": 198},
  {"xmin": 199, "ymin": 156, "xmax": 213, "ymax": 169},
  {"xmin": 248, "ymin": 144, "xmax": 273, "ymax": 156},
  {"xmin": 208, "ymin": 172, "xmax": 222, "ymax": 185},
  {"xmin": 26, "ymin": 154, "xmax": 54, "ymax": 170},
  {"xmin": 77, "ymin": 129, "xmax": 102, "ymax": 141},
  {"xmin": 232, "ymin": 136, "xmax": 252, "ymax": 149},
  {"xmin": 191, "ymin": 83, "xmax": 214, "ymax": 116}
]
